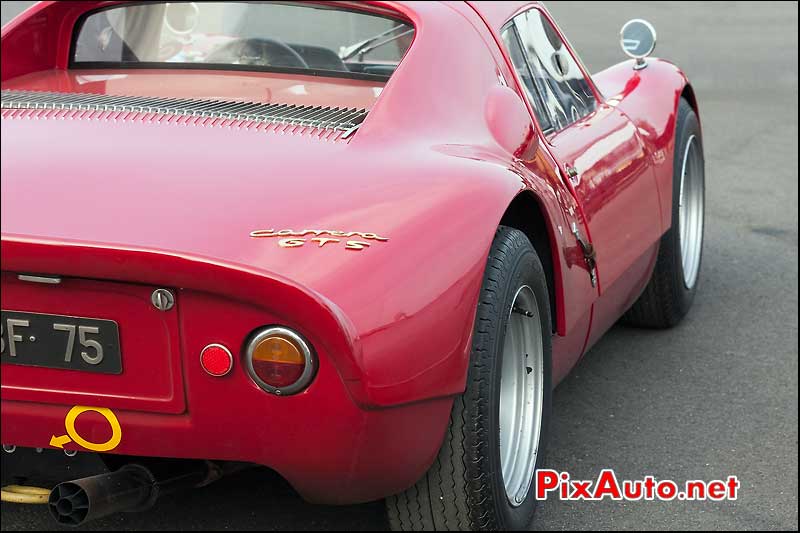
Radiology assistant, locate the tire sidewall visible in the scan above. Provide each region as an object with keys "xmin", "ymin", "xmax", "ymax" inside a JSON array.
[{"xmin": 485, "ymin": 232, "xmax": 553, "ymax": 530}]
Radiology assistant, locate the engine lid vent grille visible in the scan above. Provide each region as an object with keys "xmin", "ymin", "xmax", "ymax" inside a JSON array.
[{"xmin": 1, "ymin": 90, "xmax": 368, "ymax": 134}]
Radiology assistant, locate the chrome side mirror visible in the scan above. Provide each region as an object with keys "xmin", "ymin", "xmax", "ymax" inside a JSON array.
[{"xmin": 620, "ymin": 19, "xmax": 657, "ymax": 70}]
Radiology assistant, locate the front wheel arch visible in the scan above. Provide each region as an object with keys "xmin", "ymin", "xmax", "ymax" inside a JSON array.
[{"xmin": 680, "ymin": 83, "xmax": 700, "ymax": 129}]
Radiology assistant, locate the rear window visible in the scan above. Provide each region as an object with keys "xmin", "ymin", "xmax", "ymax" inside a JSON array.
[{"xmin": 72, "ymin": 2, "xmax": 414, "ymax": 80}]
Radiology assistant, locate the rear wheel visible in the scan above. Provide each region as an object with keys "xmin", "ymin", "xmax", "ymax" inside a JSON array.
[
  {"xmin": 624, "ymin": 98, "xmax": 705, "ymax": 328},
  {"xmin": 386, "ymin": 226, "xmax": 552, "ymax": 531}
]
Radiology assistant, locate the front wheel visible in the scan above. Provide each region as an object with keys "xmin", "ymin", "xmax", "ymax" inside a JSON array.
[
  {"xmin": 624, "ymin": 98, "xmax": 705, "ymax": 328},
  {"xmin": 386, "ymin": 226, "xmax": 552, "ymax": 531}
]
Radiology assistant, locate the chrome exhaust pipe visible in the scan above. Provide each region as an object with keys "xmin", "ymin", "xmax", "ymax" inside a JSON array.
[{"xmin": 48, "ymin": 461, "xmax": 214, "ymax": 527}]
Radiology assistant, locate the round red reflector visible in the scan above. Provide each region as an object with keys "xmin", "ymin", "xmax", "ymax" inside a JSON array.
[{"xmin": 200, "ymin": 344, "xmax": 233, "ymax": 377}]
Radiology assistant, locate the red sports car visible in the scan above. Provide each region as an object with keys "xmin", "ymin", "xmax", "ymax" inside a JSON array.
[{"xmin": 0, "ymin": 1, "xmax": 704, "ymax": 530}]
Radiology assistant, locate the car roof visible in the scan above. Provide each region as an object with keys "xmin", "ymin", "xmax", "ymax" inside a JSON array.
[{"xmin": 461, "ymin": 1, "xmax": 542, "ymax": 32}]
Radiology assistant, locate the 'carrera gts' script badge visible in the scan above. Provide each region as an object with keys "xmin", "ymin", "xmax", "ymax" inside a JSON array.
[{"xmin": 250, "ymin": 229, "xmax": 388, "ymax": 251}]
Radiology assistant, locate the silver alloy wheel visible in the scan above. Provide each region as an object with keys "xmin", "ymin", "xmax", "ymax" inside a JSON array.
[
  {"xmin": 499, "ymin": 285, "xmax": 544, "ymax": 507},
  {"xmin": 678, "ymin": 135, "xmax": 704, "ymax": 289}
]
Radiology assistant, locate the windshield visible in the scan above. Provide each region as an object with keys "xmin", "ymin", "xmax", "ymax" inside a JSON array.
[{"xmin": 72, "ymin": 2, "xmax": 415, "ymax": 80}]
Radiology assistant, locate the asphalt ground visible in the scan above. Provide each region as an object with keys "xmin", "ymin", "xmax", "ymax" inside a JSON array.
[{"xmin": 1, "ymin": 1, "xmax": 798, "ymax": 530}]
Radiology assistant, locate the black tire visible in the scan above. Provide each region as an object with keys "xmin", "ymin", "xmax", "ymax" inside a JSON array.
[
  {"xmin": 386, "ymin": 226, "xmax": 553, "ymax": 531},
  {"xmin": 624, "ymin": 98, "xmax": 705, "ymax": 328}
]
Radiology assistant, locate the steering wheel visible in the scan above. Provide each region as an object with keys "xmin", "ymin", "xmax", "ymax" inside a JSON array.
[{"xmin": 206, "ymin": 38, "xmax": 309, "ymax": 68}]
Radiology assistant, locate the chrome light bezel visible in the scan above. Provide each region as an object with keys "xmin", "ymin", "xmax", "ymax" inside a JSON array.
[{"xmin": 244, "ymin": 326, "xmax": 316, "ymax": 395}]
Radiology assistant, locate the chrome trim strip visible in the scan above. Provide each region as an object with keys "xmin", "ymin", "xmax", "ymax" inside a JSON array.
[
  {"xmin": 1, "ymin": 90, "xmax": 369, "ymax": 132},
  {"xmin": 17, "ymin": 274, "xmax": 62, "ymax": 284}
]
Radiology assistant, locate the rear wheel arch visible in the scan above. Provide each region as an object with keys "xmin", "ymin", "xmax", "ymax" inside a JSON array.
[
  {"xmin": 499, "ymin": 191, "xmax": 559, "ymax": 334},
  {"xmin": 387, "ymin": 225, "xmax": 553, "ymax": 531}
]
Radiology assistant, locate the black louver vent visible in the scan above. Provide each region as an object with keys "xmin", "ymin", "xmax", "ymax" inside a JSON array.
[{"xmin": 1, "ymin": 90, "xmax": 369, "ymax": 133}]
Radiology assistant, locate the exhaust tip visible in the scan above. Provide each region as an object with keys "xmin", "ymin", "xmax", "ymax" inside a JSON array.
[
  {"xmin": 48, "ymin": 482, "xmax": 90, "ymax": 527},
  {"xmin": 45, "ymin": 462, "xmax": 215, "ymax": 527}
]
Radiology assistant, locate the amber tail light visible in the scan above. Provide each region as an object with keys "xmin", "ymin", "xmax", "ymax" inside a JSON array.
[{"xmin": 244, "ymin": 327, "xmax": 316, "ymax": 395}]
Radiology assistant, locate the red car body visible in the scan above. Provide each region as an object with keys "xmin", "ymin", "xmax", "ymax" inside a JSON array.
[{"xmin": 0, "ymin": 1, "xmax": 697, "ymax": 504}]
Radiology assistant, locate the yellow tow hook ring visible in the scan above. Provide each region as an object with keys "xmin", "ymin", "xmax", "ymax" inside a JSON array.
[
  {"xmin": 50, "ymin": 406, "xmax": 123, "ymax": 452},
  {"xmin": 1, "ymin": 485, "xmax": 50, "ymax": 504}
]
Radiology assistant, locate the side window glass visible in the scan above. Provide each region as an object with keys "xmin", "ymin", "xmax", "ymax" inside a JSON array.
[
  {"xmin": 511, "ymin": 9, "xmax": 596, "ymax": 133},
  {"xmin": 501, "ymin": 25, "xmax": 554, "ymax": 134}
]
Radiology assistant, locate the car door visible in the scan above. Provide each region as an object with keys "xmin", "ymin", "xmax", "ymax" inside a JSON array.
[{"xmin": 502, "ymin": 7, "xmax": 662, "ymax": 293}]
